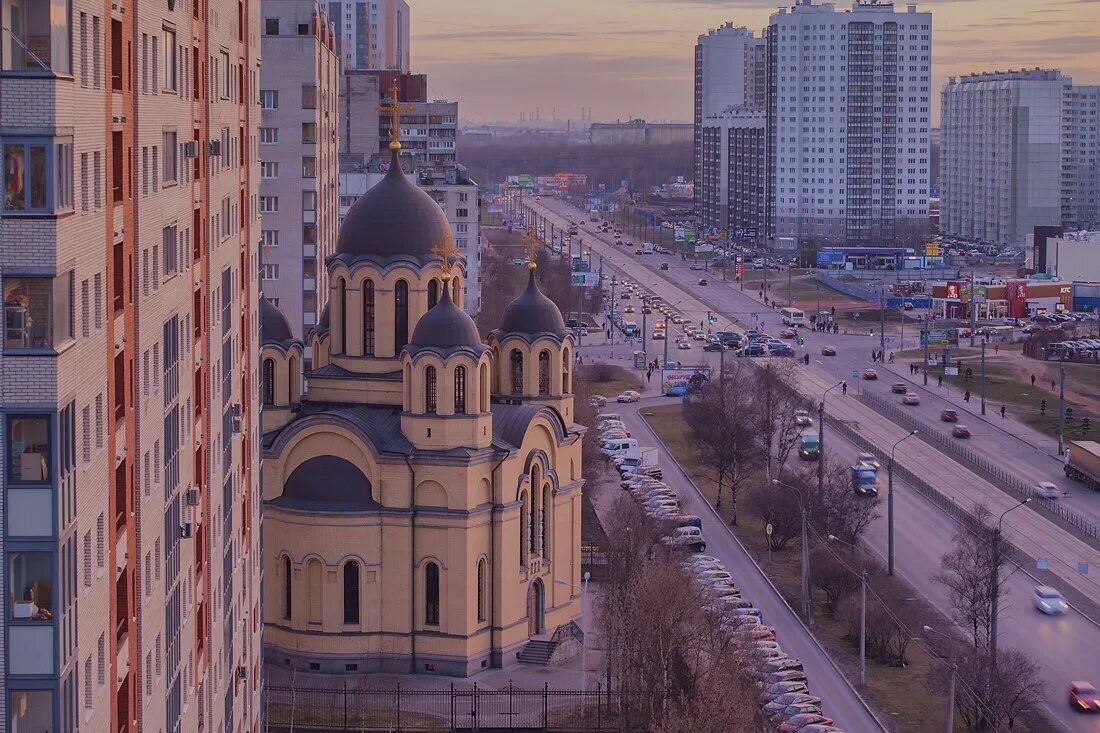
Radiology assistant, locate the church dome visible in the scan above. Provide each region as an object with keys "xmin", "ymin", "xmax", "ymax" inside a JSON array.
[
  {"xmin": 407, "ymin": 280, "xmax": 485, "ymax": 354},
  {"xmin": 261, "ymin": 297, "xmax": 295, "ymax": 346},
  {"xmin": 497, "ymin": 268, "xmax": 567, "ymax": 339},
  {"xmin": 335, "ymin": 150, "xmax": 451, "ymax": 259}
]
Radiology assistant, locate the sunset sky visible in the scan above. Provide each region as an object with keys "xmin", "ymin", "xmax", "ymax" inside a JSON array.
[{"xmin": 409, "ymin": 0, "xmax": 1100, "ymax": 125}]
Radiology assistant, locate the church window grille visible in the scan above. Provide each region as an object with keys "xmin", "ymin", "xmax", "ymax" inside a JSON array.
[
  {"xmin": 261, "ymin": 358, "xmax": 275, "ymax": 405},
  {"xmin": 510, "ymin": 350, "xmax": 523, "ymax": 395},
  {"xmin": 427, "ymin": 279, "xmax": 439, "ymax": 309},
  {"xmin": 538, "ymin": 351, "xmax": 551, "ymax": 396},
  {"xmin": 454, "ymin": 366, "xmax": 467, "ymax": 413},
  {"xmin": 343, "ymin": 561, "xmax": 360, "ymax": 624},
  {"xmin": 425, "ymin": 366, "xmax": 438, "ymax": 414},
  {"xmin": 394, "ymin": 280, "xmax": 409, "ymax": 352},
  {"xmin": 424, "ymin": 562, "xmax": 440, "ymax": 625},
  {"xmin": 362, "ymin": 280, "xmax": 375, "ymax": 356}
]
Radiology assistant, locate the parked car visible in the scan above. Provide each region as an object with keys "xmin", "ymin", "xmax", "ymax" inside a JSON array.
[
  {"xmin": 779, "ymin": 714, "xmax": 835, "ymax": 732},
  {"xmin": 1034, "ymin": 585, "xmax": 1068, "ymax": 615},
  {"xmin": 617, "ymin": 391, "xmax": 641, "ymax": 403},
  {"xmin": 952, "ymin": 425, "xmax": 971, "ymax": 438},
  {"xmin": 941, "ymin": 409, "xmax": 959, "ymax": 422},
  {"xmin": 902, "ymin": 392, "xmax": 920, "ymax": 405}
]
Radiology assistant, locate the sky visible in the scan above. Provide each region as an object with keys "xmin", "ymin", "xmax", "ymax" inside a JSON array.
[{"xmin": 408, "ymin": 0, "xmax": 1100, "ymax": 126}]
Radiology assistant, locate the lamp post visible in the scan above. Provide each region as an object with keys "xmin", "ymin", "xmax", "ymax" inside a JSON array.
[
  {"xmin": 555, "ymin": 571, "xmax": 591, "ymax": 712},
  {"xmin": 818, "ymin": 382, "xmax": 845, "ymax": 498},
  {"xmin": 772, "ymin": 479, "xmax": 812, "ymax": 625},
  {"xmin": 991, "ymin": 499, "xmax": 1030, "ymax": 666},
  {"xmin": 829, "ymin": 534, "xmax": 865, "ymax": 686},
  {"xmin": 887, "ymin": 430, "xmax": 919, "ymax": 575},
  {"xmin": 980, "ymin": 341, "xmax": 987, "ymax": 415},
  {"xmin": 922, "ymin": 625, "xmax": 957, "ymax": 733},
  {"xmin": 1058, "ymin": 364, "xmax": 1066, "ymax": 456}
]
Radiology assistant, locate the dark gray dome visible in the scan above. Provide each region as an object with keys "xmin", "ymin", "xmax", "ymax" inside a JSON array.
[
  {"xmin": 498, "ymin": 268, "xmax": 567, "ymax": 338},
  {"xmin": 283, "ymin": 456, "xmax": 379, "ymax": 508},
  {"xmin": 335, "ymin": 150, "xmax": 450, "ymax": 259},
  {"xmin": 261, "ymin": 297, "xmax": 295, "ymax": 345},
  {"xmin": 408, "ymin": 280, "xmax": 483, "ymax": 352}
]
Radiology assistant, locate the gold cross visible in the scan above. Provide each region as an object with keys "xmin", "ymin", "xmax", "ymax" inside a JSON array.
[
  {"xmin": 432, "ymin": 231, "xmax": 457, "ymax": 281},
  {"xmin": 376, "ymin": 78, "xmax": 414, "ymax": 152},
  {"xmin": 523, "ymin": 226, "xmax": 539, "ymax": 271}
]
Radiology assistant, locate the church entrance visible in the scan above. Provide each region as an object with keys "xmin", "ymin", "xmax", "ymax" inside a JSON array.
[{"xmin": 527, "ymin": 579, "xmax": 544, "ymax": 636}]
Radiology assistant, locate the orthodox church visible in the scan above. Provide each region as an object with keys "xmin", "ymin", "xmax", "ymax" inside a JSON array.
[{"xmin": 258, "ymin": 140, "xmax": 584, "ymax": 677}]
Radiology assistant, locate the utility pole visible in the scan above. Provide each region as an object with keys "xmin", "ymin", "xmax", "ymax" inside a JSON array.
[
  {"xmin": 1058, "ymin": 364, "xmax": 1067, "ymax": 455},
  {"xmin": 922, "ymin": 311, "xmax": 930, "ymax": 386},
  {"xmin": 991, "ymin": 499, "xmax": 1031, "ymax": 668},
  {"xmin": 879, "ymin": 285, "xmax": 886, "ymax": 351},
  {"xmin": 980, "ymin": 341, "xmax": 987, "ymax": 415},
  {"xmin": 888, "ymin": 430, "xmax": 918, "ymax": 576},
  {"xmin": 774, "ymin": 480, "xmax": 812, "ymax": 626},
  {"xmin": 969, "ymin": 270, "xmax": 977, "ymax": 347}
]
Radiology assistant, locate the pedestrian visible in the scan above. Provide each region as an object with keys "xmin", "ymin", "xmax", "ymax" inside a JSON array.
[
  {"xmin": 871, "ymin": 350, "xmax": 876, "ymax": 362},
  {"xmin": 646, "ymin": 370, "xmax": 652, "ymax": 384},
  {"xmin": 938, "ymin": 375, "xmax": 943, "ymax": 388},
  {"xmin": 964, "ymin": 390, "xmax": 970, "ymax": 402},
  {"xmin": 1031, "ymin": 374, "xmax": 1036, "ymax": 387},
  {"xmin": 842, "ymin": 381, "xmax": 848, "ymax": 396},
  {"xmin": 994, "ymin": 344, "xmax": 999, "ymax": 355},
  {"xmin": 1000, "ymin": 404, "xmax": 1006, "ymax": 419},
  {"xmin": 1052, "ymin": 379, "xmax": 1057, "ymax": 391}
]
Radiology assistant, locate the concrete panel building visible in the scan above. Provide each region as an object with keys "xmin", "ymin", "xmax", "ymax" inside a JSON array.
[
  {"xmin": 588, "ymin": 120, "xmax": 694, "ymax": 146},
  {"xmin": 0, "ymin": 0, "xmax": 262, "ymax": 731},
  {"xmin": 325, "ymin": 0, "xmax": 409, "ymax": 71},
  {"xmin": 1028, "ymin": 230, "xmax": 1100, "ymax": 282},
  {"xmin": 1062, "ymin": 85, "xmax": 1100, "ymax": 232},
  {"xmin": 260, "ymin": 1, "xmax": 342, "ymax": 349},
  {"xmin": 766, "ymin": 1, "xmax": 932, "ymax": 244},
  {"xmin": 699, "ymin": 107, "xmax": 767, "ymax": 237}
]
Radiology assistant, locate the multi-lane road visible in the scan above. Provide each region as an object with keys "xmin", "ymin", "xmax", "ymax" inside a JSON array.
[{"xmin": 515, "ymin": 196, "xmax": 1100, "ymax": 732}]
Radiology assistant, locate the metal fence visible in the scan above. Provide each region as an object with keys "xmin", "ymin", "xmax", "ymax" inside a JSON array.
[
  {"xmin": 264, "ymin": 682, "xmax": 621, "ymax": 732},
  {"xmin": 855, "ymin": 391, "xmax": 1100, "ymax": 544}
]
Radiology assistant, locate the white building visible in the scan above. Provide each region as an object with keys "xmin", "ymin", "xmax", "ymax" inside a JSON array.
[
  {"xmin": 340, "ymin": 169, "xmax": 482, "ymax": 312},
  {"xmin": 326, "ymin": 0, "xmax": 410, "ymax": 71},
  {"xmin": 767, "ymin": 0, "xmax": 932, "ymax": 244},
  {"xmin": 1028, "ymin": 230, "xmax": 1100, "ymax": 282},
  {"xmin": 700, "ymin": 107, "xmax": 767, "ymax": 237},
  {"xmin": 1062, "ymin": 85, "xmax": 1100, "ymax": 232}
]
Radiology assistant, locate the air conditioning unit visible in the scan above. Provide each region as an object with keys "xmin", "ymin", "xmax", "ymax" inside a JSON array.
[
  {"xmin": 231, "ymin": 416, "xmax": 242, "ymax": 434},
  {"xmin": 183, "ymin": 141, "xmax": 199, "ymax": 158},
  {"xmin": 185, "ymin": 487, "xmax": 200, "ymax": 506},
  {"xmin": 208, "ymin": 140, "xmax": 222, "ymax": 157},
  {"xmin": 180, "ymin": 521, "xmax": 194, "ymax": 539},
  {"xmin": 235, "ymin": 666, "xmax": 248, "ymax": 680}
]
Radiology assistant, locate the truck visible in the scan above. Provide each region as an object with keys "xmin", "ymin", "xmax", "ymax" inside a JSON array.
[
  {"xmin": 642, "ymin": 242, "xmax": 655, "ymax": 255},
  {"xmin": 1064, "ymin": 440, "xmax": 1100, "ymax": 490},
  {"xmin": 798, "ymin": 433, "xmax": 821, "ymax": 460},
  {"xmin": 589, "ymin": 209, "xmax": 600, "ymax": 222},
  {"xmin": 850, "ymin": 465, "xmax": 878, "ymax": 495},
  {"xmin": 615, "ymin": 447, "xmax": 660, "ymax": 478}
]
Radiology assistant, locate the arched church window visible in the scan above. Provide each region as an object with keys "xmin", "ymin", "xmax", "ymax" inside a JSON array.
[
  {"xmin": 394, "ymin": 280, "xmax": 409, "ymax": 352},
  {"xmin": 454, "ymin": 366, "xmax": 467, "ymax": 414},
  {"xmin": 538, "ymin": 350, "xmax": 551, "ymax": 396},
  {"xmin": 529, "ymin": 467, "xmax": 539, "ymax": 555},
  {"xmin": 542, "ymin": 485, "xmax": 551, "ymax": 556},
  {"xmin": 452, "ymin": 278, "xmax": 460, "ymax": 307},
  {"xmin": 427, "ymin": 279, "xmax": 439, "ymax": 310},
  {"xmin": 480, "ymin": 362, "xmax": 491, "ymax": 412},
  {"xmin": 289, "ymin": 355, "xmax": 300, "ymax": 403},
  {"xmin": 510, "ymin": 350, "xmax": 524, "ymax": 395},
  {"xmin": 343, "ymin": 561, "xmax": 360, "ymax": 625},
  {"xmin": 338, "ymin": 278, "xmax": 348, "ymax": 353},
  {"xmin": 262, "ymin": 358, "xmax": 275, "ymax": 405},
  {"xmin": 562, "ymin": 349, "xmax": 572, "ymax": 393},
  {"xmin": 424, "ymin": 562, "xmax": 440, "ymax": 626},
  {"xmin": 307, "ymin": 558, "xmax": 322, "ymax": 624},
  {"xmin": 362, "ymin": 280, "xmax": 375, "ymax": 356},
  {"xmin": 519, "ymin": 490, "xmax": 529, "ymax": 567},
  {"xmin": 477, "ymin": 558, "xmax": 487, "ymax": 623},
  {"xmin": 425, "ymin": 365, "xmax": 438, "ymax": 414},
  {"xmin": 282, "ymin": 555, "xmax": 292, "ymax": 620}
]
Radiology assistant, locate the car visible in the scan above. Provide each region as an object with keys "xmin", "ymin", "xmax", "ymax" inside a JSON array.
[
  {"xmin": 1069, "ymin": 682, "xmax": 1100, "ymax": 712},
  {"xmin": 1033, "ymin": 585, "xmax": 1068, "ymax": 615},
  {"xmin": 671, "ymin": 315, "xmax": 684, "ymax": 325},
  {"xmin": 588, "ymin": 395, "xmax": 607, "ymax": 407},
  {"xmin": 698, "ymin": 278, "xmax": 708, "ymax": 286},
  {"xmin": 768, "ymin": 703, "xmax": 824, "ymax": 724},
  {"xmin": 794, "ymin": 409, "xmax": 813, "ymax": 427},
  {"xmin": 619, "ymin": 291, "xmax": 631, "ymax": 300},
  {"xmin": 641, "ymin": 306, "xmax": 653, "ymax": 314},
  {"xmin": 703, "ymin": 341, "xmax": 723, "ymax": 352},
  {"xmin": 760, "ymin": 681, "xmax": 809, "ymax": 703},
  {"xmin": 891, "ymin": 382, "xmax": 908, "ymax": 394},
  {"xmin": 778, "ymin": 714, "xmax": 835, "ymax": 732},
  {"xmin": 616, "ymin": 391, "xmax": 640, "ymax": 403},
  {"xmin": 624, "ymin": 305, "xmax": 635, "ymax": 313},
  {"xmin": 952, "ymin": 425, "xmax": 971, "ymax": 438},
  {"xmin": 742, "ymin": 343, "xmax": 766, "ymax": 357},
  {"xmin": 659, "ymin": 262, "xmax": 669, "ymax": 270},
  {"xmin": 677, "ymin": 340, "xmax": 692, "ymax": 350},
  {"xmin": 856, "ymin": 452, "xmax": 880, "ymax": 469},
  {"xmin": 902, "ymin": 392, "xmax": 920, "ymax": 405},
  {"xmin": 762, "ymin": 694, "xmax": 823, "ymax": 718},
  {"xmin": 689, "ymin": 263, "xmax": 705, "ymax": 271},
  {"xmin": 1035, "ymin": 481, "xmax": 1063, "ymax": 499},
  {"xmin": 821, "ymin": 345, "xmax": 837, "ymax": 356},
  {"xmin": 941, "ymin": 409, "xmax": 959, "ymax": 422},
  {"xmin": 862, "ymin": 368, "xmax": 878, "ymax": 380},
  {"xmin": 780, "ymin": 329, "xmax": 798, "ymax": 339}
]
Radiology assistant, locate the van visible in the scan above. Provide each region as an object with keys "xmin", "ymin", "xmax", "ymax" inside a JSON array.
[
  {"xmin": 601, "ymin": 438, "xmax": 639, "ymax": 456},
  {"xmin": 642, "ymin": 243, "xmax": 655, "ymax": 255}
]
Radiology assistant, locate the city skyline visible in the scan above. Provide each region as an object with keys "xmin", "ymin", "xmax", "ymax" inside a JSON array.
[{"xmin": 410, "ymin": 0, "xmax": 1100, "ymax": 124}]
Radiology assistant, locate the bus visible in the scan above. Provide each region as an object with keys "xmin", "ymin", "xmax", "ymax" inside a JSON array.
[{"xmin": 780, "ymin": 307, "xmax": 806, "ymax": 327}]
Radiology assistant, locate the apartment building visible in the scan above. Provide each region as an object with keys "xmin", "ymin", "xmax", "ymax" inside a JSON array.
[
  {"xmin": 1062, "ymin": 85, "xmax": 1100, "ymax": 232},
  {"xmin": 700, "ymin": 107, "xmax": 767, "ymax": 238},
  {"xmin": 0, "ymin": 0, "xmax": 261, "ymax": 731},
  {"xmin": 260, "ymin": 2, "xmax": 341, "ymax": 346},
  {"xmin": 339, "ymin": 166, "xmax": 482, "ymax": 312},
  {"xmin": 766, "ymin": 0, "xmax": 932, "ymax": 244},
  {"xmin": 325, "ymin": 0, "xmax": 409, "ymax": 71}
]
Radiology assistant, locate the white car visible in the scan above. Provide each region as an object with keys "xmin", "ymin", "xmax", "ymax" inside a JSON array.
[
  {"xmin": 1032, "ymin": 585, "xmax": 1068, "ymax": 615},
  {"xmin": 794, "ymin": 410, "xmax": 813, "ymax": 427},
  {"xmin": 686, "ymin": 555, "xmax": 723, "ymax": 568},
  {"xmin": 677, "ymin": 341, "xmax": 692, "ymax": 350},
  {"xmin": 617, "ymin": 390, "xmax": 641, "ymax": 403},
  {"xmin": 856, "ymin": 452, "xmax": 881, "ymax": 470},
  {"xmin": 696, "ymin": 568, "xmax": 735, "ymax": 585},
  {"xmin": 1034, "ymin": 481, "xmax": 1063, "ymax": 500}
]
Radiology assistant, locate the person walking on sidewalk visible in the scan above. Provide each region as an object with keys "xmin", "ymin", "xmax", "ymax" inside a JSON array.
[
  {"xmin": 1031, "ymin": 374, "xmax": 1036, "ymax": 387},
  {"xmin": 964, "ymin": 390, "xmax": 970, "ymax": 402},
  {"xmin": 938, "ymin": 375, "xmax": 943, "ymax": 388},
  {"xmin": 842, "ymin": 381, "xmax": 848, "ymax": 396},
  {"xmin": 1001, "ymin": 404, "xmax": 1006, "ymax": 419}
]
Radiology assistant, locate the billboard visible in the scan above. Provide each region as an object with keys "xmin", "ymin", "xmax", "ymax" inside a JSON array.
[
  {"xmin": 817, "ymin": 249, "xmax": 846, "ymax": 266},
  {"xmin": 661, "ymin": 366, "xmax": 712, "ymax": 394},
  {"xmin": 920, "ymin": 329, "xmax": 957, "ymax": 346},
  {"xmin": 925, "ymin": 242, "xmax": 941, "ymax": 257},
  {"xmin": 571, "ymin": 272, "xmax": 600, "ymax": 288},
  {"xmin": 571, "ymin": 256, "xmax": 590, "ymax": 272}
]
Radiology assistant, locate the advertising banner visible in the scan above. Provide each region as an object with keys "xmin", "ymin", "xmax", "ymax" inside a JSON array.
[
  {"xmin": 675, "ymin": 227, "xmax": 685, "ymax": 242},
  {"xmin": 571, "ymin": 272, "xmax": 600, "ymax": 288},
  {"xmin": 571, "ymin": 256, "xmax": 590, "ymax": 272},
  {"xmin": 661, "ymin": 366, "xmax": 712, "ymax": 395}
]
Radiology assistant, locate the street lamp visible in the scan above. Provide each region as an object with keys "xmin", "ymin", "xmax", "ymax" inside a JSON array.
[
  {"xmin": 828, "ymin": 534, "xmax": 866, "ymax": 687},
  {"xmin": 555, "ymin": 571, "xmax": 592, "ymax": 711},
  {"xmin": 922, "ymin": 625, "xmax": 957, "ymax": 733},
  {"xmin": 990, "ymin": 499, "xmax": 1030, "ymax": 666},
  {"xmin": 887, "ymin": 430, "xmax": 918, "ymax": 575},
  {"xmin": 772, "ymin": 479, "xmax": 812, "ymax": 625},
  {"xmin": 818, "ymin": 382, "xmax": 845, "ymax": 498}
]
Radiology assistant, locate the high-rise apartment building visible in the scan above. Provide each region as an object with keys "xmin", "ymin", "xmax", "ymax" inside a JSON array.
[
  {"xmin": 941, "ymin": 69, "xmax": 1099, "ymax": 246},
  {"xmin": 260, "ymin": 2, "xmax": 342, "ymax": 347},
  {"xmin": 325, "ymin": 0, "xmax": 409, "ymax": 71},
  {"xmin": 693, "ymin": 24, "xmax": 764, "ymax": 225},
  {"xmin": 700, "ymin": 108, "xmax": 767, "ymax": 237},
  {"xmin": 767, "ymin": 1, "xmax": 932, "ymax": 244},
  {"xmin": 0, "ymin": 1, "xmax": 261, "ymax": 731}
]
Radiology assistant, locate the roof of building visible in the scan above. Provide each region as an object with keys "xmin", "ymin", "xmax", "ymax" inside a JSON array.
[
  {"xmin": 278, "ymin": 455, "xmax": 382, "ymax": 511},
  {"xmin": 406, "ymin": 281, "xmax": 488, "ymax": 357},
  {"xmin": 496, "ymin": 268, "xmax": 567, "ymax": 340},
  {"xmin": 261, "ymin": 297, "xmax": 296, "ymax": 346},
  {"xmin": 334, "ymin": 149, "xmax": 451, "ymax": 261}
]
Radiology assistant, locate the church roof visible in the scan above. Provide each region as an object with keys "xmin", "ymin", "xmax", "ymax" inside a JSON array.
[
  {"xmin": 261, "ymin": 297, "xmax": 296, "ymax": 346},
  {"xmin": 406, "ymin": 281, "xmax": 488, "ymax": 357},
  {"xmin": 334, "ymin": 149, "xmax": 451, "ymax": 261},
  {"xmin": 276, "ymin": 455, "xmax": 382, "ymax": 511},
  {"xmin": 496, "ymin": 268, "xmax": 567, "ymax": 340}
]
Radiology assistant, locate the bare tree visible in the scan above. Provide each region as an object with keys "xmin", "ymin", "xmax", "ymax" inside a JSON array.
[
  {"xmin": 805, "ymin": 459, "xmax": 881, "ymax": 546},
  {"xmin": 933, "ymin": 504, "xmax": 1004, "ymax": 655},
  {"xmin": 749, "ymin": 362, "xmax": 804, "ymax": 482},
  {"xmin": 810, "ymin": 550, "xmax": 860, "ymax": 613},
  {"xmin": 744, "ymin": 482, "xmax": 802, "ymax": 552},
  {"xmin": 992, "ymin": 649, "xmax": 1047, "ymax": 730},
  {"xmin": 927, "ymin": 647, "xmax": 1045, "ymax": 731}
]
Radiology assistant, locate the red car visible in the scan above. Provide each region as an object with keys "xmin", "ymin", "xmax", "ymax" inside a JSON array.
[
  {"xmin": 941, "ymin": 409, "xmax": 959, "ymax": 422},
  {"xmin": 952, "ymin": 425, "xmax": 972, "ymax": 439},
  {"xmin": 821, "ymin": 346, "xmax": 837, "ymax": 356},
  {"xmin": 862, "ymin": 368, "xmax": 878, "ymax": 380},
  {"xmin": 902, "ymin": 392, "xmax": 920, "ymax": 405},
  {"xmin": 1069, "ymin": 682, "xmax": 1100, "ymax": 712}
]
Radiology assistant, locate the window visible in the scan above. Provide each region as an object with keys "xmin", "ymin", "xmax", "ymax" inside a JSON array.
[
  {"xmin": 301, "ymin": 157, "xmax": 316, "ymax": 177},
  {"xmin": 264, "ymin": 18, "xmax": 279, "ymax": 35},
  {"xmin": 7, "ymin": 415, "xmax": 50, "ymax": 483},
  {"xmin": 260, "ymin": 90, "xmax": 278, "ymax": 109},
  {"xmin": 219, "ymin": 50, "xmax": 230, "ymax": 98},
  {"xmin": 162, "ymin": 28, "xmax": 177, "ymax": 91},
  {"xmin": 454, "ymin": 366, "xmax": 466, "ymax": 414},
  {"xmin": 301, "ymin": 84, "xmax": 317, "ymax": 109},
  {"xmin": 162, "ymin": 225, "xmax": 178, "ymax": 277},
  {"xmin": 4, "ymin": 274, "xmax": 73, "ymax": 350},
  {"xmin": 394, "ymin": 280, "xmax": 409, "ymax": 352},
  {"xmin": 260, "ymin": 264, "xmax": 279, "ymax": 280},
  {"xmin": 282, "ymin": 555, "xmax": 292, "ymax": 619},
  {"xmin": 542, "ymin": 488, "xmax": 551, "ymax": 556},
  {"xmin": 427, "ymin": 280, "xmax": 439, "ymax": 309},
  {"xmin": 476, "ymin": 558, "xmax": 486, "ymax": 622},
  {"xmin": 301, "ymin": 190, "xmax": 316, "ymax": 211},
  {"xmin": 456, "ymin": 208, "xmax": 469, "ymax": 218},
  {"xmin": 424, "ymin": 562, "xmax": 439, "ymax": 625},
  {"xmin": 424, "ymin": 366, "xmax": 437, "ymax": 414},
  {"xmin": 519, "ymin": 491, "xmax": 529, "ymax": 566},
  {"xmin": 362, "ymin": 280, "xmax": 375, "ymax": 356},
  {"xmin": 1, "ymin": 0, "xmax": 71, "ymax": 74},
  {"xmin": 301, "ymin": 122, "xmax": 317, "ymax": 143},
  {"xmin": 163, "ymin": 132, "xmax": 177, "ymax": 182},
  {"xmin": 259, "ymin": 127, "xmax": 278, "ymax": 144},
  {"xmin": 9, "ymin": 551, "xmax": 53, "ymax": 620},
  {"xmin": 10, "ymin": 690, "xmax": 54, "ymax": 732},
  {"xmin": 3, "ymin": 138, "xmax": 73, "ymax": 213},
  {"xmin": 260, "ymin": 161, "xmax": 277, "ymax": 179},
  {"xmin": 562, "ymin": 351, "xmax": 571, "ymax": 393},
  {"xmin": 529, "ymin": 470, "xmax": 539, "ymax": 554},
  {"xmin": 259, "ymin": 195, "xmax": 278, "ymax": 213},
  {"xmin": 261, "ymin": 358, "xmax": 275, "ymax": 405},
  {"xmin": 510, "ymin": 350, "xmax": 523, "ymax": 395},
  {"xmin": 261, "ymin": 230, "xmax": 279, "ymax": 248},
  {"xmin": 538, "ymin": 350, "xmax": 551, "ymax": 396},
  {"xmin": 343, "ymin": 561, "xmax": 360, "ymax": 625}
]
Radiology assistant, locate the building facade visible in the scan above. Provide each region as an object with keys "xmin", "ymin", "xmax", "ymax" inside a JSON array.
[
  {"xmin": 261, "ymin": 147, "xmax": 583, "ymax": 677},
  {"xmin": 260, "ymin": 1, "xmax": 342, "ymax": 347},
  {"xmin": 699, "ymin": 107, "xmax": 767, "ymax": 237},
  {"xmin": 588, "ymin": 121, "xmax": 694, "ymax": 146},
  {"xmin": 1028, "ymin": 230, "xmax": 1100, "ymax": 283},
  {"xmin": 767, "ymin": 1, "xmax": 932, "ymax": 244},
  {"xmin": 325, "ymin": 0, "xmax": 409, "ymax": 71},
  {"xmin": 0, "ymin": 0, "xmax": 261, "ymax": 731},
  {"xmin": 1062, "ymin": 85, "xmax": 1100, "ymax": 232}
]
